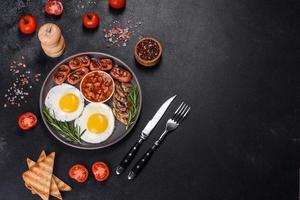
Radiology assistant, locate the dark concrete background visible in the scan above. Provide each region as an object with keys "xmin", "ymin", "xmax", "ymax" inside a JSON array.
[{"xmin": 0, "ymin": 0, "xmax": 300, "ymax": 199}]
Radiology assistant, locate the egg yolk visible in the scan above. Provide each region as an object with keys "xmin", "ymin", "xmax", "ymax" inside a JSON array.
[
  {"xmin": 87, "ymin": 113, "xmax": 108, "ymax": 134},
  {"xmin": 59, "ymin": 93, "xmax": 79, "ymax": 113}
]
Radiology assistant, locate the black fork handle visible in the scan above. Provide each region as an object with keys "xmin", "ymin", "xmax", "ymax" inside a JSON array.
[
  {"xmin": 116, "ymin": 138, "xmax": 144, "ymax": 175},
  {"xmin": 128, "ymin": 130, "xmax": 169, "ymax": 180},
  {"xmin": 128, "ymin": 142, "xmax": 159, "ymax": 180},
  {"xmin": 127, "ymin": 129, "xmax": 170, "ymax": 181}
]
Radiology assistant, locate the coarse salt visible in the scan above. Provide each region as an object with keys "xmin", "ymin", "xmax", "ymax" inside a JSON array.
[
  {"xmin": 3, "ymin": 56, "xmax": 41, "ymax": 108},
  {"xmin": 103, "ymin": 20, "xmax": 142, "ymax": 48}
]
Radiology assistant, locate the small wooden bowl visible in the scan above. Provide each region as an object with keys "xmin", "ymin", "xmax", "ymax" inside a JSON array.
[{"xmin": 134, "ymin": 37, "xmax": 162, "ymax": 67}]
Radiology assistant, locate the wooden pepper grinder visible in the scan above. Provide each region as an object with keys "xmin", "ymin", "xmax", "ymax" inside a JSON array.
[{"xmin": 38, "ymin": 23, "xmax": 65, "ymax": 58}]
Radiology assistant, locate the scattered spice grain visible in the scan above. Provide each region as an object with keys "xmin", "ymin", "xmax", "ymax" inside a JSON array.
[
  {"xmin": 3, "ymin": 56, "xmax": 41, "ymax": 108},
  {"xmin": 103, "ymin": 20, "xmax": 142, "ymax": 48}
]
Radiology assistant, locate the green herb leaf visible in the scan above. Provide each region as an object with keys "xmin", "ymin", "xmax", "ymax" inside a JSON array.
[
  {"xmin": 126, "ymin": 86, "xmax": 139, "ymax": 129},
  {"xmin": 42, "ymin": 107, "xmax": 83, "ymax": 144}
]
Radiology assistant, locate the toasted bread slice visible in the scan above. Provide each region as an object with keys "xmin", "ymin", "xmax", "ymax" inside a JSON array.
[
  {"xmin": 38, "ymin": 151, "xmax": 47, "ymax": 162},
  {"xmin": 23, "ymin": 152, "xmax": 55, "ymax": 200},
  {"xmin": 25, "ymin": 183, "xmax": 48, "ymax": 200},
  {"xmin": 27, "ymin": 154, "xmax": 71, "ymax": 192},
  {"xmin": 25, "ymin": 183, "xmax": 35, "ymax": 194},
  {"xmin": 49, "ymin": 177, "xmax": 62, "ymax": 200},
  {"xmin": 37, "ymin": 151, "xmax": 71, "ymax": 192},
  {"xmin": 27, "ymin": 152, "xmax": 63, "ymax": 199},
  {"xmin": 26, "ymin": 151, "xmax": 47, "ymax": 196},
  {"xmin": 53, "ymin": 176, "xmax": 72, "ymax": 192},
  {"xmin": 26, "ymin": 174, "xmax": 63, "ymax": 199},
  {"xmin": 27, "ymin": 152, "xmax": 45, "ymax": 196}
]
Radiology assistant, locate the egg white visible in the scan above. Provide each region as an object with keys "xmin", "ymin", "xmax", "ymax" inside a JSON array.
[
  {"xmin": 75, "ymin": 103, "xmax": 115, "ymax": 144},
  {"xmin": 45, "ymin": 83, "xmax": 84, "ymax": 122}
]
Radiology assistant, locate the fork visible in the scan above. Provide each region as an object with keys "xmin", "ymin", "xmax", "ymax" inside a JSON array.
[{"xmin": 128, "ymin": 102, "xmax": 191, "ymax": 180}]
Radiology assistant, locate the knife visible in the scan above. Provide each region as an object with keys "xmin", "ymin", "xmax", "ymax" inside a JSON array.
[{"xmin": 115, "ymin": 95, "xmax": 177, "ymax": 175}]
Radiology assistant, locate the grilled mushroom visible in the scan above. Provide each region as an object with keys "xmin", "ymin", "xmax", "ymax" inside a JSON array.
[{"xmin": 111, "ymin": 80, "xmax": 132, "ymax": 125}]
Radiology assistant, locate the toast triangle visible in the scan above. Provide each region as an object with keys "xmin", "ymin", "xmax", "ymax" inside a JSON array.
[
  {"xmin": 23, "ymin": 152, "xmax": 55, "ymax": 200},
  {"xmin": 27, "ymin": 153, "xmax": 71, "ymax": 192}
]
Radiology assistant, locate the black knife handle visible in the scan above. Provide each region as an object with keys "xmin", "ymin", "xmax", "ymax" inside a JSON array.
[
  {"xmin": 116, "ymin": 138, "xmax": 144, "ymax": 175},
  {"xmin": 128, "ymin": 143, "xmax": 159, "ymax": 180}
]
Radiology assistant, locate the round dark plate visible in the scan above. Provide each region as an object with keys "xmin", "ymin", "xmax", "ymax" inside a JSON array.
[{"xmin": 39, "ymin": 52, "xmax": 142, "ymax": 150}]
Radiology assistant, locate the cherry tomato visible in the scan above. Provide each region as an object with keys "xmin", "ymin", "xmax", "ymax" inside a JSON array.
[
  {"xmin": 18, "ymin": 15, "xmax": 37, "ymax": 34},
  {"xmin": 82, "ymin": 12, "xmax": 100, "ymax": 29},
  {"xmin": 69, "ymin": 164, "xmax": 89, "ymax": 183},
  {"xmin": 109, "ymin": 0, "xmax": 126, "ymax": 9},
  {"xmin": 45, "ymin": 0, "xmax": 64, "ymax": 16},
  {"xmin": 92, "ymin": 161, "xmax": 110, "ymax": 182},
  {"xmin": 18, "ymin": 112, "xmax": 38, "ymax": 130}
]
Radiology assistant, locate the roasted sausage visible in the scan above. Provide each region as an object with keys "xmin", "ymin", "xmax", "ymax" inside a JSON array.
[
  {"xmin": 110, "ymin": 67, "xmax": 132, "ymax": 83},
  {"xmin": 69, "ymin": 57, "xmax": 82, "ymax": 70},
  {"xmin": 89, "ymin": 59, "xmax": 101, "ymax": 71},
  {"xmin": 53, "ymin": 64, "xmax": 71, "ymax": 84},
  {"xmin": 79, "ymin": 55, "xmax": 91, "ymax": 67},
  {"xmin": 67, "ymin": 67, "xmax": 89, "ymax": 85},
  {"xmin": 98, "ymin": 58, "xmax": 113, "ymax": 71},
  {"xmin": 89, "ymin": 58, "xmax": 113, "ymax": 71}
]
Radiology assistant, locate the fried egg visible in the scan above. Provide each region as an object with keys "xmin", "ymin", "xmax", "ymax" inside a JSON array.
[
  {"xmin": 45, "ymin": 83, "xmax": 84, "ymax": 122},
  {"xmin": 75, "ymin": 103, "xmax": 115, "ymax": 143}
]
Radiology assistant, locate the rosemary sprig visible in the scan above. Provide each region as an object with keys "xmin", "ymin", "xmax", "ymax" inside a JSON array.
[
  {"xmin": 126, "ymin": 86, "xmax": 139, "ymax": 129},
  {"xmin": 42, "ymin": 107, "xmax": 85, "ymax": 144}
]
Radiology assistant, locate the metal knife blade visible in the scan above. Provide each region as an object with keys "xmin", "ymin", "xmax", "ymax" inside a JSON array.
[{"xmin": 141, "ymin": 95, "xmax": 176, "ymax": 138}]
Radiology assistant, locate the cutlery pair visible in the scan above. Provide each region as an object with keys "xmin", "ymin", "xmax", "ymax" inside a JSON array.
[{"xmin": 116, "ymin": 96, "xmax": 191, "ymax": 180}]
